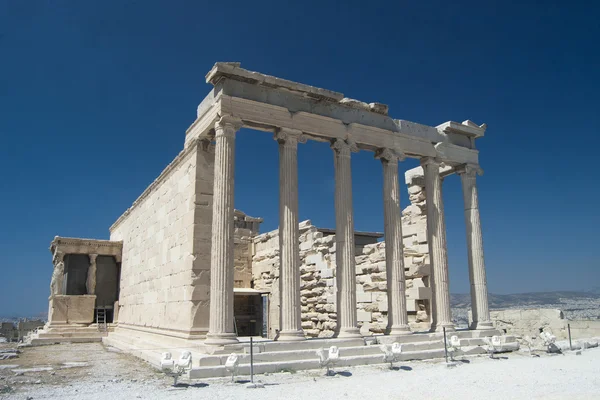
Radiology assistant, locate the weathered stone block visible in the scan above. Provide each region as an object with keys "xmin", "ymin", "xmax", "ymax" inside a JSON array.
[{"xmin": 357, "ymin": 310, "xmax": 371, "ymax": 322}]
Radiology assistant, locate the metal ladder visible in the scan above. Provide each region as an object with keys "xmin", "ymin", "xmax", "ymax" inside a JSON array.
[{"xmin": 96, "ymin": 308, "xmax": 107, "ymax": 332}]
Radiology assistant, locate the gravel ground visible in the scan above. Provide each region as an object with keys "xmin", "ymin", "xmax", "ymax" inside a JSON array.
[{"xmin": 1, "ymin": 342, "xmax": 599, "ymax": 399}]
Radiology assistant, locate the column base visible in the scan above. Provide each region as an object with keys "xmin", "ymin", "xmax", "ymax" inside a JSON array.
[
  {"xmin": 336, "ymin": 327, "xmax": 362, "ymax": 338},
  {"xmin": 389, "ymin": 325, "xmax": 412, "ymax": 335},
  {"xmin": 204, "ymin": 332, "xmax": 239, "ymax": 346},
  {"xmin": 470, "ymin": 320, "xmax": 494, "ymax": 330},
  {"xmin": 431, "ymin": 323, "xmax": 455, "ymax": 333},
  {"xmin": 277, "ymin": 329, "xmax": 306, "ymax": 341}
]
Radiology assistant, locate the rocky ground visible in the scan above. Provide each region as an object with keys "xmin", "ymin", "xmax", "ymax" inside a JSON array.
[{"xmin": 1, "ymin": 341, "xmax": 599, "ymax": 399}]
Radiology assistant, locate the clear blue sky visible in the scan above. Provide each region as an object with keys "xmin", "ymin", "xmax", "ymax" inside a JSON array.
[{"xmin": 1, "ymin": 1, "xmax": 599, "ymax": 317}]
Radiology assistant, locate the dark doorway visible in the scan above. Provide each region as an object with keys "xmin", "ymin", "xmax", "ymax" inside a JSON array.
[
  {"xmin": 95, "ymin": 256, "xmax": 120, "ymax": 323},
  {"xmin": 96, "ymin": 256, "xmax": 119, "ymax": 307},
  {"xmin": 64, "ymin": 254, "xmax": 89, "ymax": 295},
  {"xmin": 234, "ymin": 294, "xmax": 263, "ymax": 336}
]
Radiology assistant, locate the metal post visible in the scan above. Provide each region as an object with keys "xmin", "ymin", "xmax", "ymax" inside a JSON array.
[
  {"xmin": 250, "ymin": 336, "xmax": 254, "ymax": 383},
  {"xmin": 568, "ymin": 324, "xmax": 572, "ymax": 351},
  {"xmin": 443, "ymin": 327, "xmax": 448, "ymax": 363}
]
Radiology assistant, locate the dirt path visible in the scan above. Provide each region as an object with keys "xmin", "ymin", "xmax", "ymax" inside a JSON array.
[
  {"xmin": 0, "ymin": 342, "xmax": 168, "ymax": 398},
  {"xmin": 2, "ymin": 342, "xmax": 599, "ymax": 399}
]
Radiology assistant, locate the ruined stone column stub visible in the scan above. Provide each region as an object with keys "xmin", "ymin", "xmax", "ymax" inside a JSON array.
[
  {"xmin": 206, "ymin": 115, "xmax": 242, "ymax": 345},
  {"xmin": 87, "ymin": 254, "xmax": 98, "ymax": 295},
  {"xmin": 456, "ymin": 164, "xmax": 493, "ymax": 330},
  {"xmin": 376, "ymin": 148, "xmax": 411, "ymax": 335},
  {"xmin": 331, "ymin": 138, "xmax": 361, "ymax": 338},
  {"xmin": 274, "ymin": 128, "xmax": 306, "ymax": 341},
  {"xmin": 421, "ymin": 156, "xmax": 454, "ymax": 332}
]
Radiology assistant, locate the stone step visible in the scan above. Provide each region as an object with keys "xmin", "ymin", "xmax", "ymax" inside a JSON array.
[
  {"xmin": 189, "ymin": 348, "xmax": 448, "ymax": 379},
  {"xmin": 253, "ymin": 337, "xmax": 365, "ymax": 353},
  {"xmin": 197, "ymin": 339, "xmax": 447, "ymax": 367},
  {"xmin": 29, "ymin": 337, "xmax": 104, "ymax": 345},
  {"xmin": 36, "ymin": 332, "xmax": 107, "ymax": 339},
  {"xmin": 103, "ymin": 328, "xmax": 502, "ymax": 379}
]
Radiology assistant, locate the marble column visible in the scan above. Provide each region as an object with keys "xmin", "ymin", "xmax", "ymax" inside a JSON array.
[
  {"xmin": 206, "ymin": 115, "xmax": 242, "ymax": 345},
  {"xmin": 86, "ymin": 254, "xmax": 98, "ymax": 295},
  {"xmin": 376, "ymin": 149, "xmax": 411, "ymax": 335},
  {"xmin": 275, "ymin": 128, "xmax": 306, "ymax": 341},
  {"xmin": 457, "ymin": 164, "xmax": 493, "ymax": 330},
  {"xmin": 332, "ymin": 139, "xmax": 361, "ymax": 338},
  {"xmin": 421, "ymin": 157, "xmax": 454, "ymax": 332}
]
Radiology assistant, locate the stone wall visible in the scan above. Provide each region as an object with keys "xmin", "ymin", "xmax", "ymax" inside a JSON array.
[
  {"xmin": 109, "ymin": 140, "xmax": 215, "ymax": 337},
  {"xmin": 251, "ymin": 166, "xmax": 432, "ymax": 338},
  {"xmin": 233, "ymin": 211, "xmax": 262, "ymax": 289},
  {"xmin": 488, "ymin": 308, "xmax": 600, "ymax": 340}
]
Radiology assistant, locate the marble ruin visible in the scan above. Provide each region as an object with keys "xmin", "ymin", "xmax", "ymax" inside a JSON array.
[{"xmin": 35, "ymin": 62, "xmax": 507, "ymax": 375}]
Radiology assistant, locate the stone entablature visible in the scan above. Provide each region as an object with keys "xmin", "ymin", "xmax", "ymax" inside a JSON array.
[
  {"xmin": 186, "ymin": 62, "xmax": 485, "ymax": 167},
  {"xmin": 50, "ymin": 236, "xmax": 123, "ymax": 261}
]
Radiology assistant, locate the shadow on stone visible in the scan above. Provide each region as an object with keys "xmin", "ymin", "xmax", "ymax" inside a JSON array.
[
  {"xmin": 235, "ymin": 379, "xmax": 251, "ymax": 384},
  {"xmin": 458, "ymin": 359, "xmax": 470, "ymax": 364},
  {"xmin": 334, "ymin": 371, "xmax": 352, "ymax": 377},
  {"xmin": 174, "ymin": 382, "xmax": 209, "ymax": 388},
  {"xmin": 390, "ymin": 366, "xmax": 413, "ymax": 371}
]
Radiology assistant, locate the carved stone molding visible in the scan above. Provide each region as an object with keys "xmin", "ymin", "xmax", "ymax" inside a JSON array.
[
  {"xmin": 215, "ymin": 114, "xmax": 243, "ymax": 138},
  {"xmin": 420, "ymin": 156, "xmax": 442, "ymax": 168},
  {"xmin": 375, "ymin": 148, "xmax": 406, "ymax": 164},
  {"xmin": 331, "ymin": 138, "xmax": 359, "ymax": 156},
  {"xmin": 274, "ymin": 128, "xmax": 307, "ymax": 146},
  {"xmin": 456, "ymin": 163, "xmax": 484, "ymax": 177}
]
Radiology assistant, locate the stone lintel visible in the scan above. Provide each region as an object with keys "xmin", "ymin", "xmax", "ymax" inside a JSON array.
[
  {"xmin": 50, "ymin": 236, "xmax": 123, "ymax": 261},
  {"xmin": 205, "ymin": 62, "xmax": 345, "ymax": 102},
  {"xmin": 436, "ymin": 120, "xmax": 487, "ymax": 138}
]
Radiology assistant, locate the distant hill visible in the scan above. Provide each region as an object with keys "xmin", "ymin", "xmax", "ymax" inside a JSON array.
[{"xmin": 451, "ymin": 291, "xmax": 600, "ymax": 309}]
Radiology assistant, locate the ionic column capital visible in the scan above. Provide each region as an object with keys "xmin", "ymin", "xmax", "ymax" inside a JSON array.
[
  {"xmin": 214, "ymin": 115, "xmax": 243, "ymax": 138},
  {"xmin": 375, "ymin": 148, "xmax": 405, "ymax": 164},
  {"xmin": 331, "ymin": 138, "xmax": 358, "ymax": 156},
  {"xmin": 274, "ymin": 128, "xmax": 307, "ymax": 147},
  {"xmin": 456, "ymin": 164, "xmax": 484, "ymax": 177},
  {"xmin": 420, "ymin": 156, "xmax": 442, "ymax": 168}
]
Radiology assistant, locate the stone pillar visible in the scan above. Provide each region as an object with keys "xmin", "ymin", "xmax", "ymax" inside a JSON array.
[
  {"xmin": 275, "ymin": 128, "xmax": 306, "ymax": 341},
  {"xmin": 206, "ymin": 115, "xmax": 242, "ymax": 345},
  {"xmin": 421, "ymin": 157, "xmax": 454, "ymax": 332},
  {"xmin": 86, "ymin": 254, "xmax": 98, "ymax": 295},
  {"xmin": 331, "ymin": 139, "xmax": 361, "ymax": 338},
  {"xmin": 50, "ymin": 252, "xmax": 65, "ymax": 297},
  {"xmin": 376, "ymin": 149, "xmax": 411, "ymax": 335},
  {"xmin": 457, "ymin": 164, "xmax": 493, "ymax": 330},
  {"xmin": 49, "ymin": 252, "xmax": 65, "ymax": 324}
]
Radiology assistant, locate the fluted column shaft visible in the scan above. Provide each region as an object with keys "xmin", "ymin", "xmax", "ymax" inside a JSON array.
[
  {"xmin": 377, "ymin": 149, "xmax": 411, "ymax": 335},
  {"xmin": 275, "ymin": 128, "xmax": 306, "ymax": 341},
  {"xmin": 457, "ymin": 165, "xmax": 492, "ymax": 330},
  {"xmin": 422, "ymin": 157, "xmax": 454, "ymax": 332},
  {"xmin": 86, "ymin": 254, "xmax": 98, "ymax": 295},
  {"xmin": 332, "ymin": 139, "xmax": 361, "ymax": 338},
  {"xmin": 206, "ymin": 116, "xmax": 241, "ymax": 345}
]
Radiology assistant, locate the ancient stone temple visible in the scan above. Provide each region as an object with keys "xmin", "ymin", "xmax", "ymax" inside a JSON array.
[{"xmin": 34, "ymin": 62, "xmax": 509, "ymax": 376}]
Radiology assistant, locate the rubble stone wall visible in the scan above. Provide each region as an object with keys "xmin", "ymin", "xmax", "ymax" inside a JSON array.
[
  {"xmin": 488, "ymin": 308, "xmax": 600, "ymax": 340},
  {"xmin": 110, "ymin": 141, "xmax": 215, "ymax": 336},
  {"xmin": 252, "ymin": 167, "xmax": 432, "ymax": 338}
]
